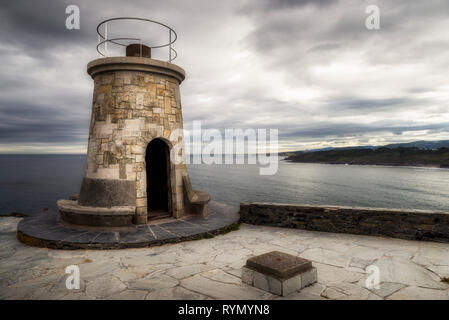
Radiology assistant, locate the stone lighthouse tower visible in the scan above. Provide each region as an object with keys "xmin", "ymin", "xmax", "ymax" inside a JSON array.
[{"xmin": 57, "ymin": 18, "xmax": 210, "ymax": 227}]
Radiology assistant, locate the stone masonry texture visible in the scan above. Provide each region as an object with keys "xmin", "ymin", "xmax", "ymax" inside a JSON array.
[
  {"xmin": 239, "ymin": 202, "xmax": 449, "ymax": 243},
  {"xmin": 84, "ymin": 68, "xmax": 188, "ymax": 221}
]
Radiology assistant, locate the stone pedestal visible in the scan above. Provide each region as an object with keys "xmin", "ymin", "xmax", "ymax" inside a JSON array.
[{"xmin": 242, "ymin": 251, "xmax": 317, "ymax": 296}]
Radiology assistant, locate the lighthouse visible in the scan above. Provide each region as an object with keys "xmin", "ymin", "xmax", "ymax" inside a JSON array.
[{"xmin": 57, "ymin": 18, "xmax": 210, "ymax": 227}]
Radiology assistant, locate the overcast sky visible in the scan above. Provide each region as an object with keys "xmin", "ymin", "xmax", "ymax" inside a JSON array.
[{"xmin": 0, "ymin": 0, "xmax": 448, "ymax": 153}]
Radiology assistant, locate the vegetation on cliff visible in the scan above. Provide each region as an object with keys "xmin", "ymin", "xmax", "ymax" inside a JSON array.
[{"xmin": 285, "ymin": 147, "xmax": 449, "ymax": 168}]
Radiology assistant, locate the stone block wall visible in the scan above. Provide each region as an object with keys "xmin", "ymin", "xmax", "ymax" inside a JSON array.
[
  {"xmin": 239, "ymin": 202, "xmax": 449, "ymax": 243},
  {"xmin": 82, "ymin": 68, "xmax": 187, "ymax": 222}
]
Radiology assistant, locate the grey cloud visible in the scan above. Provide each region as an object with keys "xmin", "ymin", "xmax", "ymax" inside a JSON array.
[
  {"xmin": 0, "ymin": 0, "xmax": 90, "ymax": 55},
  {"xmin": 328, "ymin": 97, "xmax": 422, "ymax": 112},
  {"xmin": 281, "ymin": 122, "xmax": 449, "ymax": 139},
  {"xmin": 307, "ymin": 42, "xmax": 342, "ymax": 52},
  {"xmin": 0, "ymin": 0, "xmax": 448, "ymax": 152},
  {"xmin": 264, "ymin": 0, "xmax": 337, "ymax": 9},
  {"xmin": 244, "ymin": 0, "xmax": 449, "ymax": 68},
  {"xmin": 0, "ymin": 100, "xmax": 88, "ymax": 143},
  {"xmin": 240, "ymin": 0, "xmax": 337, "ymax": 13}
]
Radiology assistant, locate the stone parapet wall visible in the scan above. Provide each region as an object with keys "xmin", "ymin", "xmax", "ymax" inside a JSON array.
[{"xmin": 239, "ymin": 202, "xmax": 449, "ymax": 243}]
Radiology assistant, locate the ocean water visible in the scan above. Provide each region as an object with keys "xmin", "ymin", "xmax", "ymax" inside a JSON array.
[{"xmin": 1, "ymin": 154, "xmax": 449, "ymax": 215}]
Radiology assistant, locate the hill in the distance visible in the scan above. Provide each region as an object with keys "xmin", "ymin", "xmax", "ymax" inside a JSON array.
[
  {"xmin": 383, "ymin": 140, "xmax": 449, "ymax": 150},
  {"xmin": 283, "ymin": 140, "xmax": 449, "ymax": 168},
  {"xmin": 281, "ymin": 140, "xmax": 449, "ymax": 156}
]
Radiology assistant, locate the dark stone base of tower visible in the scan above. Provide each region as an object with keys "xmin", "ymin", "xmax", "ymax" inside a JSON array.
[{"xmin": 17, "ymin": 202, "xmax": 239, "ymax": 250}]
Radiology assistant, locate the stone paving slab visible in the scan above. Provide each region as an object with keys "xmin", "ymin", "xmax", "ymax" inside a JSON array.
[
  {"xmin": 1, "ymin": 216, "xmax": 449, "ymax": 300},
  {"xmin": 16, "ymin": 201, "xmax": 239, "ymax": 250}
]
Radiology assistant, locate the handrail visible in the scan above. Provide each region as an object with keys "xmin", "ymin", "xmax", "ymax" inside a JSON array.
[{"xmin": 96, "ymin": 17, "xmax": 178, "ymax": 62}]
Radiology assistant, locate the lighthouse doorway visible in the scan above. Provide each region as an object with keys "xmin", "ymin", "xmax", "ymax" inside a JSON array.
[{"xmin": 146, "ymin": 138, "xmax": 171, "ymax": 219}]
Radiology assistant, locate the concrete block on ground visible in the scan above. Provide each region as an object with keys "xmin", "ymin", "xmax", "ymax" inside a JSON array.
[{"xmin": 242, "ymin": 251, "xmax": 317, "ymax": 296}]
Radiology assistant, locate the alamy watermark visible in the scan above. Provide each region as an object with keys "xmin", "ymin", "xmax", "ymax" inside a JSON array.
[
  {"xmin": 65, "ymin": 265, "xmax": 80, "ymax": 289},
  {"xmin": 365, "ymin": 264, "xmax": 380, "ymax": 290},
  {"xmin": 170, "ymin": 121, "xmax": 279, "ymax": 175},
  {"xmin": 365, "ymin": 5, "xmax": 380, "ymax": 30},
  {"xmin": 65, "ymin": 5, "xmax": 80, "ymax": 30}
]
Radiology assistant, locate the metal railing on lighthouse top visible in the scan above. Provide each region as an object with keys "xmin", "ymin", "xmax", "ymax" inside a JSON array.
[{"xmin": 96, "ymin": 17, "xmax": 178, "ymax": 62}]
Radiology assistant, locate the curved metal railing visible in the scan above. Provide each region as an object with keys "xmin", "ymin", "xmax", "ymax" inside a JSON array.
[{"xmin": 96, "ymin": 17, "xmax": 178, "ymax": 62}]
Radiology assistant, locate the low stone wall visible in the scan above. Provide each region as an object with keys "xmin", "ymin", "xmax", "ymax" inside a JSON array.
[{"xmin": 239, "ymin": 202, "xmax": 449, "ymax": 243}]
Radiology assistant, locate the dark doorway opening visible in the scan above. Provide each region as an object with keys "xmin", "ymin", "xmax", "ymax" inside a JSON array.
[{"xmin": 146, "ymin": 138, "xmax": 171, "ymax": 219}]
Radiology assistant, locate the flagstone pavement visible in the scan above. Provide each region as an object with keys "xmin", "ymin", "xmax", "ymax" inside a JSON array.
[{"xmin": 0, "ymin": 217, "xmax": 448, "ymax": 300}]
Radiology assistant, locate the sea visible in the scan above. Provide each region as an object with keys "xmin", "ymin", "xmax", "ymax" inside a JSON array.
[{"xmin": 1, "ymin": 154, "xmax": 449, "ymax": 215}]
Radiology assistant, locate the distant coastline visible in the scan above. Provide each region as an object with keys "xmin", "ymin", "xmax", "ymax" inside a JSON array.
[
  {"xmin": 284, "ymin": 160, "xmax": 449, "ymax": 169},
  {"xmin": 283, "ymin": 147, "xmax": 449, "ymax": 169}
]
